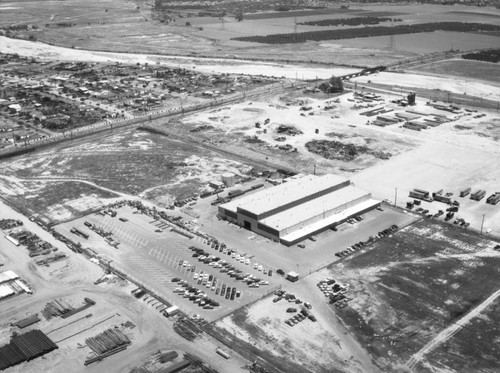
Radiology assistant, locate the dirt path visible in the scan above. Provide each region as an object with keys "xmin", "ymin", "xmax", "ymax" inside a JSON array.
[{"xmin": 406, "ymin": 288, "xmax": 500, "ymax": 369}]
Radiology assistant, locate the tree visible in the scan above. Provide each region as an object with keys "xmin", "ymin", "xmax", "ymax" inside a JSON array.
[
  {"xmin": 328, "ymin": 75, "xmax": 343, "ymax": 92},
  {"xmin": 235, "ymin": 11, "xmax": 243, "ymax": 22},
  {"xmin": 318, "ymin": 75, "xmax": 343, "ymax": 94}
]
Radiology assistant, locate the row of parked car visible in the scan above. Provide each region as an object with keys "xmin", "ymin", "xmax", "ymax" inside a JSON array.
[
  {"xmin": 317, "ymin": 277, "xmax": 351, "ymax": 308},
  {"xmin": 413, "ymin": 206, "xmax": 471, "ymax": 227},
  {"xmin": 335, "ymin": 225, "xmax": 399, "ymax": 258},
  {"xmin": 272, "ymin": 289, "xmax": 312, "ymax": 308},
  {"xmin": 271, "ymin": 290, "xmax": 316, "ymax": 325},
  {"xmin": 201, "ymin": 241, "xmax": 273, "ymax": 278},
  {"xmin": 185, "ymin": 246, "xmax": 269, "ymax": 290},
  {"xmin": 171, "ymin": 278, "xmax": 221, "ymax": 309},
  {"xmin": 285, "ymin": 309, "xmax": 316, "ymax": 326}
]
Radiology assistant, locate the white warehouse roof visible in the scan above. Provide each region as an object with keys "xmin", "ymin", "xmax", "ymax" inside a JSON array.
[
  {"xmin": 222, "ymin": 174, "xmax": 348, "ymax": 215},
  {"xmin": 280, "ymin": 198, "xmax": 380, "ymax": 244},
  {"xmin": 260, "ymin": 185, "xmax": 369, "ymax": 232},
  {"xmin": 0, "ymin": 284, "xmax": 15, "ymax": 299},
  {"xmin": 0, "ymin": 270, "xmax": 19, "ymax": 284}
]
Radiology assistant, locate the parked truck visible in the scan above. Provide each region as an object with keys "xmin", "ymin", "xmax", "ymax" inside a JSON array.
[
  {"xmin": 164, "ymin": 305, "xmax": 180, "ymax": 317},
  {"xmin": 470, "ymin": 190, "xmax": 486, "ymax": 201},
  {"xmin": 409, "ymin": 190, "xmax": 433, "ymax": 202},
  {"xmin": 459, "ymin": 187, "xmax": 471, "ymax": 197},
  {"xmin": 216, "ymin": 348, "xmax": 230, "ymax": 359},
  {"xmin": 433, "ymin": 193, "xmax": 452, "ymax": 204},
  {"xmin": 486, "ymin": 192, "xmax": 500, "ymax": 205}
]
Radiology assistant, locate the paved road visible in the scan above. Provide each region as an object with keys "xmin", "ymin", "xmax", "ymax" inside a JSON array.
[{"xmin": 406, "ymin": 288, "xmax": 500, "ymax": 370}]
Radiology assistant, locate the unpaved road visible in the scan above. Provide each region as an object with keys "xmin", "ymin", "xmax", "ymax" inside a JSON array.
[{"xmin": 406, "ymin": 288, "xmax": 500, "ymax": 369}]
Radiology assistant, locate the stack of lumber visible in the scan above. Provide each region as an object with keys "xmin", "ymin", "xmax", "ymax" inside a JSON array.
[
  {"xmin": 12, "ymin": 314, "xmax": 40, "ymax": 329},
  {"xmin": 0, "ymin": 330, "xmax": 57, "ymax": 370},
  {"xmin": 85, "ymin": 328, "xmax": 130, "ymax": 355},
  {"xmin": 41, "ymin": 299, "xmax": 74, "ymax": 319}
]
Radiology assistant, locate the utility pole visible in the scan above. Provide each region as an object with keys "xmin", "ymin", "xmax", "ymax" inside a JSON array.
[{"xmin": 481, "ymin": 214, "xmax": 485, "ymax": 234}]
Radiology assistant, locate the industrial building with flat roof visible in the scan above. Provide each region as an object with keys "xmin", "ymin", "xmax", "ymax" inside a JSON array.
[{"xmin": 218, "ymin": 174, "xmax": 380, "ymax": 246}]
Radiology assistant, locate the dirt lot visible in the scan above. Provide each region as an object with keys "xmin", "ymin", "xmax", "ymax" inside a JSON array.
[
  {"xmin": 173, "ymin": 89, "xmax": 419, "ymax": 175},
  {"xmin": 322, "ymin": 218, "xmax": 500, "ymax": 372},
  {"xmin": 0, "ymin": 129, "xmax": 255, "ymax": 212},
  {"xmin": 0, "ymin": 176, "xmax": 121, "ymax": 224},
  {"xmin": 0, "ymin": 201, "xmax": 250, "ymax": 373},
  {"xmin": 209, "ymin": 283, "xmax": 379, "ymax": 373},
  {"xmin": 424, "ymin": 296, "xmax": 500, "ymax": 372}
]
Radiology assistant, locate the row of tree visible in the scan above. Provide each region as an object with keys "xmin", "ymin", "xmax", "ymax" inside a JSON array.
[
  {"xmin": 300, "ymin": 16, "xmax": 400, "ymax": 27},
  {"xmin": 233, "ymin": 22, "xmax": 500, "ymax": 44},
  {"xmin": 462, "ymin": 49, "xmax": 500, "ymax": 63}
]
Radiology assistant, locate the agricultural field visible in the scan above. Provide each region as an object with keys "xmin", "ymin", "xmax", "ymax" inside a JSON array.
[
  {"xmin": 2, "ymin": 1, "xmax": 500, "ymax": 67},
  {"xmin": 231, "ymin": 22, "xmax": 500, "ymax": 44},
  {"xmin": 325, "ymin": 219, "xmax": 500, "ymax": 372},
  {"xmin": 409, "ymin": 59, "xmax": 500, "ymax": 85}
]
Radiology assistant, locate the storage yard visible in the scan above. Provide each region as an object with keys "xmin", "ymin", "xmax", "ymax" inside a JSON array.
[{"xmin": 1, "ymin": 1, "xmax": 500, "ymax": 373}]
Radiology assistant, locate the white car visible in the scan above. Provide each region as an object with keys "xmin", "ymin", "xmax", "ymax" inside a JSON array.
[
  {"xmin": 253, "ymin": 263, "xmax": 258, "ymax": 269},
  {"xmin": 193, "ymin": 273, "xmax": 198, "ymax": 280},
  {"xmin": 257, "ymin": 265, "xmax": 263, "ymax": 271},
  {"xmin": 245, "ymin": 259, "xmax": 250, "ymax": 265},
  {"xmin": 182, "ymin": 261, "xmax": 188, "ymax": 267}
]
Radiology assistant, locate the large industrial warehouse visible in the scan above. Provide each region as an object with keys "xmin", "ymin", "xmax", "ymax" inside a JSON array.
[{"xmin": 218, "ymin": 174, "xmax": 380, "ymax": 245}]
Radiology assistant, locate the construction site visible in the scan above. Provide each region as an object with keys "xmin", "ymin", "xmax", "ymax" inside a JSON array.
[{"xmin": 0, "ymin": 1, "xmax": 500, "ymax": 373}]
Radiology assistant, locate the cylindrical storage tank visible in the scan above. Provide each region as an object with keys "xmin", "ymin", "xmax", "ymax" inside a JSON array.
[{"xmin": 221, "ymin": 172, "xmax": 235, "ymax": 187}]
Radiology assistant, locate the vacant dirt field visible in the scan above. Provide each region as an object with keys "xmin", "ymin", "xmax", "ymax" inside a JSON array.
[
  {"xmin": 0, "ymin": 129, "xmax": 253, "ymax": 207},
  {"xmin": 0, "ymin": 176, "xmax": 121, "ymax": 224},
  {"xmin": 210, "ymin": 291, "xmax": 375, "ymax": 373},
  {"xmin": 325, "ymin": 219, "xmax": 500, "ymax": 372},
  {"xmin": 424, "ymin": 296, "xmax": 500, "ymax": 372}
]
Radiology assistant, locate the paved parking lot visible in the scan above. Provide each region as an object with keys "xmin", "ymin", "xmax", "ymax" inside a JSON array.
[
  {"xmin": 54, "ymin": 206, "xmax": 280, "ymax": 321},
  {"xmin": 194, "ymin": 198, "xmax": 419, "ymax": 276}
]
